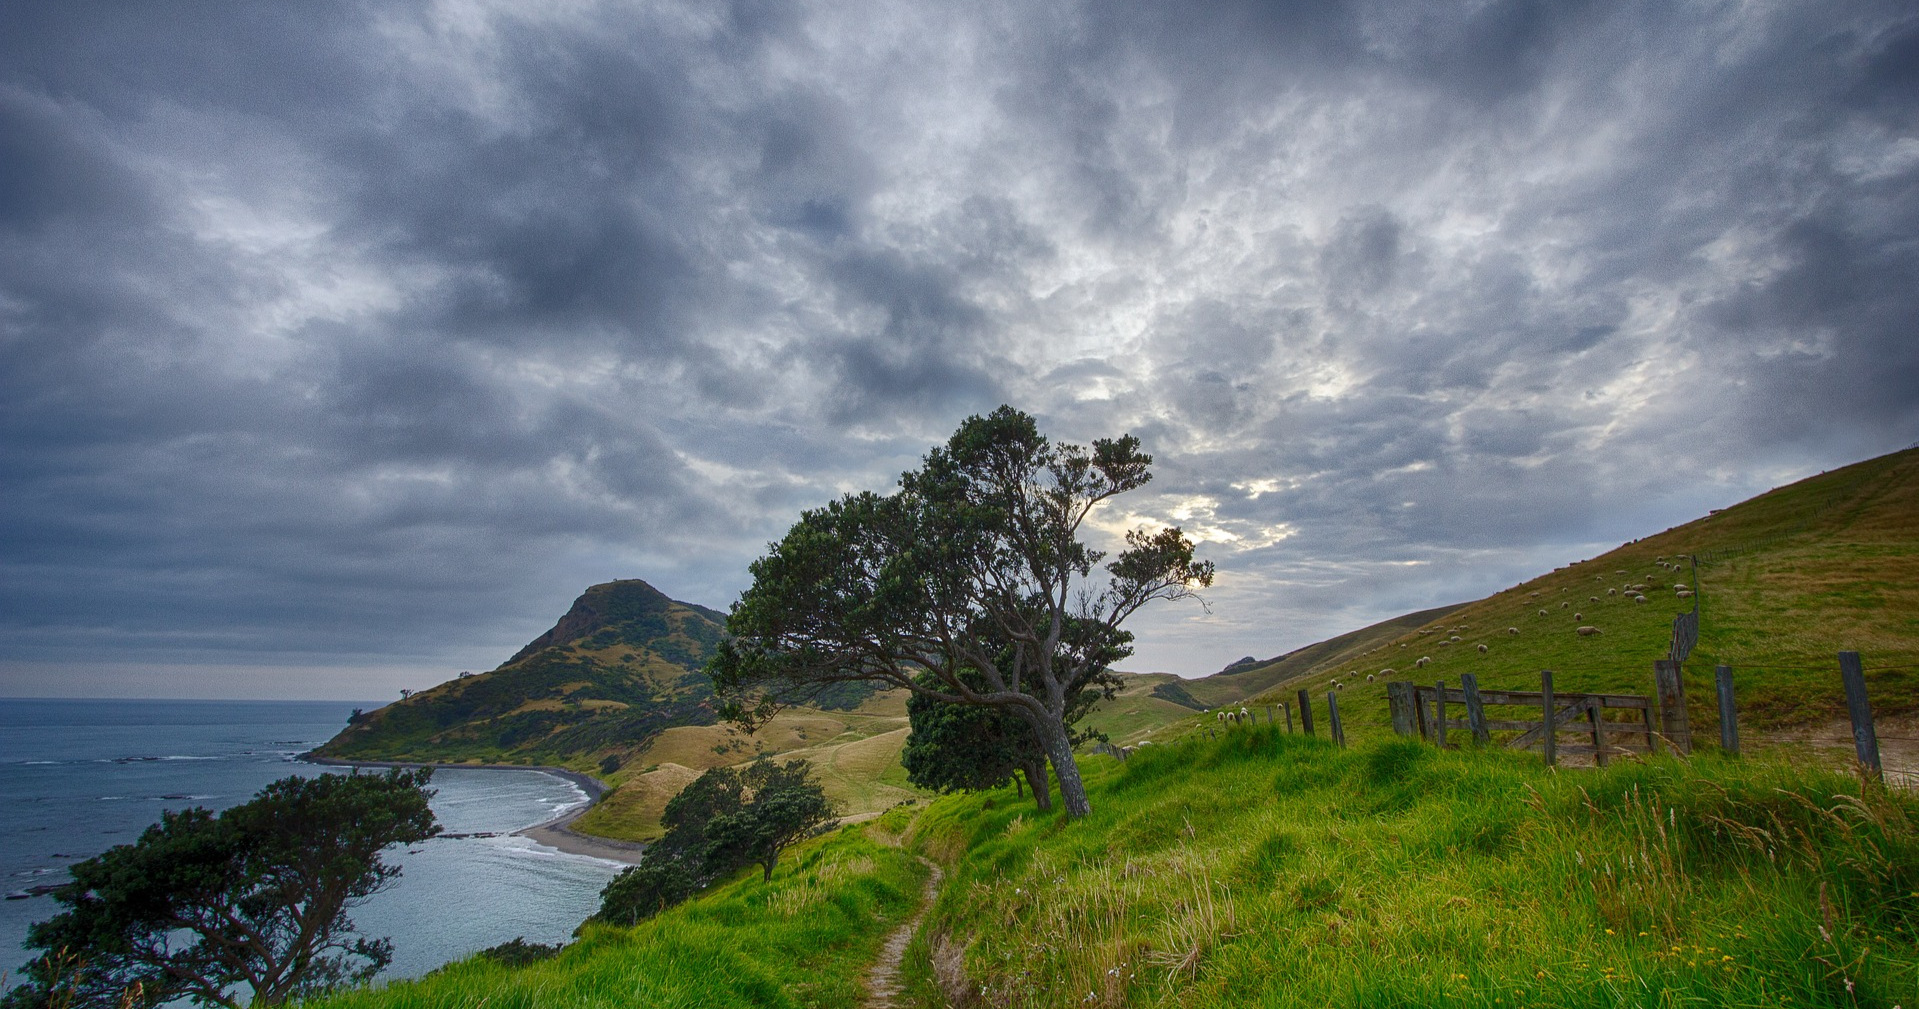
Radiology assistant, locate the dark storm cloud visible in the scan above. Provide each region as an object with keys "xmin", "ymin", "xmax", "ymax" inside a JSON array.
[{"xmin": 2, "ymin": 0, "xmax": 1915, "ymax": 691}]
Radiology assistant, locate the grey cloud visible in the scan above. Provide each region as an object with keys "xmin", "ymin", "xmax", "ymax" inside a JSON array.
[{"xmin": 3, "ymin": 0, "xmax": 1917, "ymax": 688}]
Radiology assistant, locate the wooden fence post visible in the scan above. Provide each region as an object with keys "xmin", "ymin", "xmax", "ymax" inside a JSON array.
[
  {"xmin": 1715, "ymin": 665, "xmax": 1739, "ymax": 757},
  {"xmin": 1460, "ymin": 673, "xmax": 1489, "ymax": 745},
  {"xmin": 1297, "ymin": 689, "xmax": 1315, "ymax": 736},
  {"xmin": 1839, "ymin": 651, "xmax": 1882, "ymax": 778},
  {"xmin": 1540, "ymin": 670, "xmax": 1556, "ymax": 767},
  {"xmin": 1587, "ymin": 702, "xmax": 1607, "ymax": 767},
  {"xmin": 1327, "ymin": 691, "xmax": 1345, "ymax": 748},
  {"xmin": 1282, "ymin": 701, "xmax": 1293, "ymax": 734},
  {"xmin": 1434, "ymin": 681, "xmax": 1448, "ymax": 749},
  {"xmin": 1266, "ymin": 705, "xmax": 1275, "ymax": 727},
  {"xmin": 1653, "ymin": 659, "xmax": 1691, "ymax": 755},
  {"xmin": 1387, "ymin": 682, "xmax": 1415, "ymax": 736}
]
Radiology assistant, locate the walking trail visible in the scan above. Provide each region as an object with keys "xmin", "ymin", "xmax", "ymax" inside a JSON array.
[{"xmin": 863, "ymin": 855, "xmax": 943, "ymax": 1008}]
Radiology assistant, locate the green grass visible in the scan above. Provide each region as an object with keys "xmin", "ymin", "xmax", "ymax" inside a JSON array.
[
  {"xmin": 306, "ymin": 807, "xmax": 930, "ymax": 1009},
  {"xmin": 903, "ymin": 731, "xmax": 1919, "ymax": 1008}
]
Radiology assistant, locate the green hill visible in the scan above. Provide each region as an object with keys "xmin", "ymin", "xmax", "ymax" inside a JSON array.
[
  {"xmin": 1146, "ymin": 445, "xmax": 1919, "ymax": 757},
  {"xmin": 314, "ymin": 579, "xmax": 731, "ymax": 770}
]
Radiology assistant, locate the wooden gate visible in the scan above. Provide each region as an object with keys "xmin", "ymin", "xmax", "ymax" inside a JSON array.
[{"xmin": 1388, "ymin": 671, "xmax": 1681, "ymax": 765}]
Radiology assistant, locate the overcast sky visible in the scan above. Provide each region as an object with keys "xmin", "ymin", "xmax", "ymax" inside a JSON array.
[{"xmin": 3, "ymin": 1, "xmax": 1915, "ymax": 700}]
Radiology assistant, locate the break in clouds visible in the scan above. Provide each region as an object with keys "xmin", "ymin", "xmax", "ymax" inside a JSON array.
[{"xmin": 2, "ymin": 1, "xmax": 1916, "ymax": 696}]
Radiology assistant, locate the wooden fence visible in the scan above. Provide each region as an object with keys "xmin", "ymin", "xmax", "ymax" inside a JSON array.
[{"xmin": 1384, "ymin": 651, "xmax": 1894, "ymax": 778}]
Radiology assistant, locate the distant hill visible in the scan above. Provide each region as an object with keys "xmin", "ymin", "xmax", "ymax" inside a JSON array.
[{"xmin": 314, "ymin": 579, "xmax": 733, "ymax": 769}]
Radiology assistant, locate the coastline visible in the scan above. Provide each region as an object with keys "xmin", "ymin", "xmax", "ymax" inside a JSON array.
[{"xmin": 301, "ymin": 754, "xmax": 647, "ymax": 866}]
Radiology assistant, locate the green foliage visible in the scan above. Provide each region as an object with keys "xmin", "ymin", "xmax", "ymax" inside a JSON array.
[
  {"xmin": 905, "ymin": 734, "xmax": 1919, "ymax": 1008},
  {"xmin": 3, "ymin": 770, "xmax": 437, "ymax": 1009},
  {"xmin": 594, "ymin": 759, "xmax": 838, "ymax": 925},
  {"xmin": 473, "ymin": 938, "xmax": 564, "ymax": 968}
]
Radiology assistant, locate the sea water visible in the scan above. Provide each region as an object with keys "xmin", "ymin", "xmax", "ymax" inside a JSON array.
[{"xmin": 0, "ymin": 698, "xmax": 627, "ymax": 982}]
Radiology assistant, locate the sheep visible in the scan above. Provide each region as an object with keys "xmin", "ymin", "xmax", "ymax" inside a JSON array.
[
  {"xmin": 1634, "ymin": 594, "xmax": 1649, "ymax": 603},
  {"xmin": 1577, "ymin": 625, "xmax": 1602, "ymax": 636},
  {"xmin": 1574, "ymin": 612, "xmax": 1583, "ymax": 620},
  {"xmin": 1617, "ymin": 569, "xmax": 1628, "ymax": 575},
  {"xmin": 1674, "ymin": 583, "xmax": 1690, "ymax": 591},
  {"xmin": 1477, "ymin": 643, "xmax": 1489, "ymax": 653},
  {"xmin": 1538, "ymin": 609, "xmax": 1549, "ymax": 617},
  {"xmin": 1380, "ymin": 668, "xmax": 1397, "ymax": 677},
  {"xmin": 1438, "ymin": 640, "xmax": 1452, "ymax": 646},
  {"xmin": 1590, "ymin": 596, "xmax": 1600, "ymax": 603},
  {"xmin": 1676, "ymin": 589, "xmax": 1694, "ymax": 598},
  {"xmin": 1449, "ymin": 635, "xmax": 1462, "ymax": 642},
  {"xmin": 1561, "ymin": 601, "xmax": 1570, "ymax": 608},
  {"xmin": 1366, "ymin": 673, "xmax": 1376, "ymax": 682},
  {"xmin": 1608, "ymin": 588, "xmax": 1617, "ymax": 596},
  {"xmin": 1507, "ymin": 627, "xmax": 1520, "ymax": 635},
  {"xmin": 1415, "ymin": 656, "xmax": 1432, "ymax": 668}
]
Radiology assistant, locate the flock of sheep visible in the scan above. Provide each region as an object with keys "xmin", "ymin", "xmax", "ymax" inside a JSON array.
[{"xmin": 1322, "ymin": 554, "xmax": 1699, "ymax": 689}]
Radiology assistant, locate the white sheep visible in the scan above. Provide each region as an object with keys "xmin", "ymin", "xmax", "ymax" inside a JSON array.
[
  {"xmin": 1415, "ymin": 656, "xmax": 1432, "ymax": 668},
  {"xmin": 1676, "ymin": 589, "xmax": 1694, "ymax": 598},
  {"xmin": 1476, "ymin": 643, "xmax": 1489, "ymax": 653},
  {"xmin": 1538, "ymin": 609, "xmax": 1549, "ymax": 617},
  {"xmin": 1507, "ymin": 627, "xmax": 1520, "ymax": 635},
  {"xmin": 1608, "ymin": 588, "xmax": 1617, "ymax": 596},
  {"xmin": 1366, "ymin": 674, "xmax": 1376, "ymax": 682},
  {"xmin": 1561, "ymin": 601, "xmax": 1570, "ymax": 608},
  {"xmin": 1576, "ymin": 625, "xmax": 1603, "ymax": 636},
  {"xmin": 1590, "ymin": 596, "xmax": 1600, "ymax": 603},
  {"xmin": 1574, "ymin": 612, "xmax": 1583, "ymax": 620},
  {"xmin": 1634, "ymin": 595, "xmax": 1649, "ymax": 603},
  {"xmin": 1674, "ymin": 583, "xmax": 1690, "ymax": 591},
  {"xmin": 1380, "ymin": 668, "xmax": 1397, "ymax": 677},
  {"xmin": 1449, "ymin": 635, "xmax": 1462, "ymax": 642}
]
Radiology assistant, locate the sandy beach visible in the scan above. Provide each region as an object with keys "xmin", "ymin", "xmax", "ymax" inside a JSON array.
[{"xmin": 302, "ymin": 755, "xmax": 648, "ymax": 865}]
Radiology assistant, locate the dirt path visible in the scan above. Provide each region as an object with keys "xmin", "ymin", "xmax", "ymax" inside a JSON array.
[{"xmin": 863, "ymin": 855, "xmax": 943, "ymax": 1008}]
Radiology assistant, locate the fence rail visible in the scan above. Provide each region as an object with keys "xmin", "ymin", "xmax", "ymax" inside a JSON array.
[{"xmin": 1385, "ymin": 651, "xmax": 1890, "ymax": 779}]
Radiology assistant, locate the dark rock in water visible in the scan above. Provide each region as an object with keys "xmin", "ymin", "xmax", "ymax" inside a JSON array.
[
  {"xmin": 160, "ymin": 793, "xmax": 193, "ymax": 800},
  {"xmin": 5, "ymin": 884, "xmax": 63, "ymax": 900}
]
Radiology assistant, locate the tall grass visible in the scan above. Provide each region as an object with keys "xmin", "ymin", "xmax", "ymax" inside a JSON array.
[
  {"xmin": 305, "ymin": 807, "xmax": 929, "ymax": 1009},
  {"xmin": 905, "ymin": 728, "xmax": 1919, "ymax": 1007}
]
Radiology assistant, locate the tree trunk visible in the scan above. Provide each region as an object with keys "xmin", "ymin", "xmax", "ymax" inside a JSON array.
[
  {"xmin": 1032, "ymin": 716, "xmax": 1091, "ymax": 818},
  {"xmin": 1021, "ymin": 758, "xmax": 1051, "ymax": 812},
  {"xmin": 762, "ymin": 854, "xmax": 777, "ymax": 882}
]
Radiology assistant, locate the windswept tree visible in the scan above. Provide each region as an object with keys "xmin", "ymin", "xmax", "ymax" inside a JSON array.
[
  {"xmin": 710, "ymin": 406, "xmax": 1212, "ymax": 818},
  {"xmin": 3, "ymin": 770, "xmax": 438, "ymax": 1009}
]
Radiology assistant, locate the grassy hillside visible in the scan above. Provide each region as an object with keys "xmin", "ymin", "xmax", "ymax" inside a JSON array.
[
  {"xmin": 903, "ymin": 732, "xmax": 1919, "ymax": 1008},
  {"xmin": 1136, "ymin": 446, "xmax": 1919, "ymax": 760},
  {"xmin": 309, "ymin": 806, "xmax": 932, "ymax": 1009},
  {"xmin": 573, "ymin": 689, "xmax": 923, "ymax": 840}
]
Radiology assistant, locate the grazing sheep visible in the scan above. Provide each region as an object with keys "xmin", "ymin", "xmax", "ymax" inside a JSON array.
[
  {"xmin": 1676, "ymin": 589, "xmax": 1694, "ymax": 598},
  {"xmin": 1449, "ymin": 635, "xmax": 1462, "ymax": 642},
  {"xmin": 1438, "ymin": 640, "xmax": 1452, "ymax": 646},
  {"xmin": 1590, "ymin": 596, "xmax": 1600, "ymax": 603},
  {"xmin": 1674, "ymin": 583, "xmax": 1690, "ymax": 591},
  {"xmin": 1380, "ymin": 668, "xmax": 1397, "ymax": 677},
  {"xmin": 1507, "ymin": 627, "xmax": 1520, "ymax": 635},
  {"xmin": 1577, "ymin": 625, "xmax": 1603, "ymax": 636},
  {"xmin": 1574, "ymin": 612, "xmax": 1583, "ymax": 620},
  {"xmin": 1608, "ymin": 588, "xmax": 1617, "ymax": 596},
  {"xmin": 1561, "ymin": 601, "xmax": 1570, "ymax": 608},
  {"xmin": 1477, "ymin": 643, "xmax": 1489, "ymax": 653},
  {"xmin": 1366, "ymin": 674, "xmax": 1376, "ymax": 682},
  {"xmin": 1538, "ymin": 609, "xmax": 1549, "ymax": 617},
  {"xmin": 1634, "ymin": 594, "xmax": 1649, "ymax": 603},
  {"xmin": 1415, "ymin": 656, "xmax": 1432, "ymax": 668}
]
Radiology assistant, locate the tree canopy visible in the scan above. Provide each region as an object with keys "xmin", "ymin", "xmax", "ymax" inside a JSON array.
[
  {"xmin": 594, "ymin": 757, "xmax": 837, "ymax": 926},
  {"xmin": 3, "ymin": 770, "xmax": 438, "ymax": 1009},
  {"xmin": 901, "ymin": 666, "xmax": 1116, "ymax": 811},
  {"xmin": 710, "ymin": 406, "xmax": 1212, "ymax": 817}
]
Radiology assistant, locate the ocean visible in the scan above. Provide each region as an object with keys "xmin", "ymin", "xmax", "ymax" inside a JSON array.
[{"xmin": 0, "ymin": 698, "xmax": 628, "ymax": 983}]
